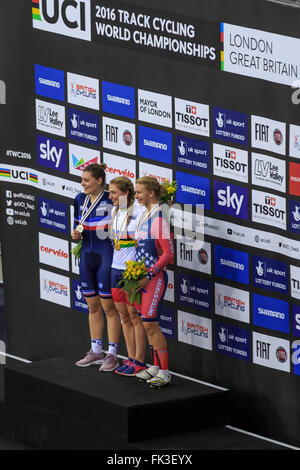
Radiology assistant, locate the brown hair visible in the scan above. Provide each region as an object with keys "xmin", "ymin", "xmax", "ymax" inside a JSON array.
[
  {"xmin": 109, "ymin": 176, "xmax": 135, "ymax": 208},
  {"xmin": 136, "ymin": 176, "xmax": 168, "ymax": 200},
  {"xmin": 83, "ymin": 163, "xmax": 107, "ymax": 187}
]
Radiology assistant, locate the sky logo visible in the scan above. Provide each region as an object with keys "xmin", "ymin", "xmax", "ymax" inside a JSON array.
[
  {"xmin": 213, "ymin": 107, "xmax": 248, "ymax": 146},
  {"xmin": 176, "ymin": 171, "xmax": 210, "ymax": 208},
  {"xmin": 253, "ymin": 293, "xmax": 290, "ymax": 334},
  {"xmin": 175, "ymin": 135, "xmax": 210, "ymax": 173},
  {"xmin": 292, "ymin": 304, "xmax": 300, "ymax": 338},
  {"xmin": 102, "ymin": 81, "xmax": 135, "ymax": 119},
  {"xmin": 214, "ymin": 181, "xmax": 248, "ymax": 219},
  {"xmin": 68, "ymin": 108, "xmax": 100, "ymax": 146},
  {"xmin": 216, "ymin": 322, "xmax": 250, "ymax": 361},
  {"xmin": 38, "ymin": 196, "xmax": 68, "ymax": 234},
  {"xmin": 35, "ymin": 64, "xmax": 65, "ymax": 101},
  {"xmin": 253, "ymin": 255, "xmax": 288, "ymax": 294},
  {"xmin": 138, "ymin": 126, "xmax": 172, "ymax": 164},
  {"xmin": 37, "ymin": 135, "xmax": 66, "ymax": 172},
  {"xmin": 214, "ymin": 244, "xmax": 249, "ymax": 284}
]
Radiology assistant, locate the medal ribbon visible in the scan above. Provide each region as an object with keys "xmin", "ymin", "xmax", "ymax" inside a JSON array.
[{"xmin": 79, "ymin": 190, "xmax": 104, "ymax": 226}]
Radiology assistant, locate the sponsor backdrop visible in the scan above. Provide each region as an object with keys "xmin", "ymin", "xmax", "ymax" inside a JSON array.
[{"xmin": 1, "ymin": 0, "xmax": 300, "ymax": 446}]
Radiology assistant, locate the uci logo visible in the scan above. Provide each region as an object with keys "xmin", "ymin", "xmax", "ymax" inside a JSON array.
[{"xmin": 33, "ymin": 0, "xmax": 91, "ymax": 41}]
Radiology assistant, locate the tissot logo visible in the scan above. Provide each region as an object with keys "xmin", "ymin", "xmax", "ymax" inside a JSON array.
[{"xmin": 33, "ymin": 0, "xmax": 91, "ymax": 41}]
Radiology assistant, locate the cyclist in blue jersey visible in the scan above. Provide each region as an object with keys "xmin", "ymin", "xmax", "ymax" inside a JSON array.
[{"xmin": 72, "ymin": 163, "xmax": 121, "ymax": 371}]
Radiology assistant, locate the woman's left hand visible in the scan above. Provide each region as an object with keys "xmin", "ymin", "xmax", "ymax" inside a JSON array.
[{"xmin": 136, "ymin": 276, "xmax": 150, "ymax": 292}]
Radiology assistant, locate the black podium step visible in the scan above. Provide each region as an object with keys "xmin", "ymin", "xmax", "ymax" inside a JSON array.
[{"xmin": 2, "ymin": 355, "xmax": 229, "ymax": 450}]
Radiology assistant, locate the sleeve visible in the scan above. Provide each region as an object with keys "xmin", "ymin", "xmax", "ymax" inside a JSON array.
[{"xmin": 147, "ymin": 214, "xmax": 174, "ymax": 278}]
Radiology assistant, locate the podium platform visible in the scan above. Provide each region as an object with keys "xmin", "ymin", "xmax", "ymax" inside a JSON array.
[{"xmin": 1, "ymin": 355, "xmax": 230, "ymax": 450}]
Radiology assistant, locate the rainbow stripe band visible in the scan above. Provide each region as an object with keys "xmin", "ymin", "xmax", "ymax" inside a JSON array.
[
  {"xmin": 220, "ymin": 22, "xmax": 224, "ymax": 71},
  {"xmin": 32, "ymin": 0, "xmax": 41, "ymax": 21},
  {"xmin": 0, "ymin": 169, "xmax": 11, "ymax": 177},
  {"xmin": 30, "ymin": 173, "xmax": 38, "ymax": 183},
  {"xmin": 118, "ymin": 240, "xmax": 136, "ymax": 248}
]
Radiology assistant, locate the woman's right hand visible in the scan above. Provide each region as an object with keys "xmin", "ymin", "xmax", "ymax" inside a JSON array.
[{"xmin": 72, "ymin": 229, "xmax": 81, "ymax": 241}]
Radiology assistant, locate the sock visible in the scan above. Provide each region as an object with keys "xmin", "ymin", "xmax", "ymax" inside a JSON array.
[
  {"xmin": 108, "ymin": 342, "xmax": 118, "ymax": 357},
  {"xmin": 91, "ymin": 339, "xmax": 102, "ymax": 355},
  {"xmin": 154, "ymin": 348, "xmax": 169, "ymax": 371}
]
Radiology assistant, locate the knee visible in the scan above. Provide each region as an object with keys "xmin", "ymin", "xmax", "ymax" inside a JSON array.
[
  {"xmin": 103, "ymin": 305, "xmax": 119, "ymax": 319},
  {"xmin": 120, "ymin": 311, "xmax": 132, "ymax": 326},
  {"xmin": 88, "ymin": 304, "xmax": 102, "ymax": 315},
  {"xmin": 143, "ymin": 322, "xmax": 156, "ymax": 338}
]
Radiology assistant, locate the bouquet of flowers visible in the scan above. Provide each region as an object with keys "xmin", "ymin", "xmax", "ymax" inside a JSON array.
[
  {"xmin": 159, "ymin": 179, "xmax": 177, "ymax": 204},
  {"xmin": 71, "ymin": 240, "xmax": 82, "ymax": 259},
  {"xmin": 117, "ymin": 259, "xmax": 147, "ymax": 304}
]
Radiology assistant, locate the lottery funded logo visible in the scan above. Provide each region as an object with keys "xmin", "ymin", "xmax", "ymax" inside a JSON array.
[
  {"xmin": 216, "ymin": 321, "xmax": 250, "ymax": 361},
  {"xmin": 38, "ymin": 196, "xmax": 68, "ymax": 234},
  {"xmin": 72, "ymin": 279, "xmax": 89, "ymax": 313},
  {"xmin": 68, "ymin": 108, "xmax": 100, "ymax": 146},
  {"xmin": 176, "ymin": 135, "xmax": 210, "ymax": 173},
  {"xmin": 253, "ymin": 255, "xmax": 288, "ymax": 294},
  {"xmin": 178, "ymin": 272, "xmax": 212, "ymax": 313},
  {"xmin": 213, "ymin": 107, "xmax": 248, "ymax": 146}
]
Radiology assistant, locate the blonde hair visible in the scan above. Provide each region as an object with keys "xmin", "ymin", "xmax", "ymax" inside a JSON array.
[{"xmin": 136, "ymin": 176, "xmax": 167, "ymax": 200}]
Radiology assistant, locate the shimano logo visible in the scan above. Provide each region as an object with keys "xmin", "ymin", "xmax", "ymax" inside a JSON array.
[
  {"xmin": 143, "ymin": 139, "xmax": 167, "ymax": 150},
  {"xmin": 181, "ymin": 185, "xmax": 206, "ymax": 196},
  {"xmin": 107, "ymin": 94, "xmax": 130, "ymax": 105},
  {"xmin": 39, "ymin": 77, "xmax": 61, "ymax": 88},
  {"xmin": 220, "ymin": 258, "xmax": 244, "ymax": 271}
]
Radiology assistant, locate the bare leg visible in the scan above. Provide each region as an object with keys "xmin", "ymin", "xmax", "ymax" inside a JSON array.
[
  {"xmin": 127, "ymin": 304, "xmax": 147, "ymax": 363},
  {"xmin": 100, "ymin": 298, "xmax": 121, "ymax": 344},
  {"xmin": 114, "ymin": 302, "xmax": 136, "ymax": 359},
  {"xmin": 85, "ymin": 295, "xmax": 104, "ymax": 340}
]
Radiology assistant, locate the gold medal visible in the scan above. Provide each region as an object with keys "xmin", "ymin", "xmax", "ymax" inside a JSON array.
[{"xmin": 114, "ymin": 242, "xmax": 121, "ymax": 251}]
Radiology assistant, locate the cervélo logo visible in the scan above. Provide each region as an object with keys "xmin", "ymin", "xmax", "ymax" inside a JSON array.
[
  {"xmin": 39, "ymin": 232, "xmax": 69, "ymax": 271},
  {"xmin": 32, "ymin": 0, "xmax": 91, "ymax": 41}
]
